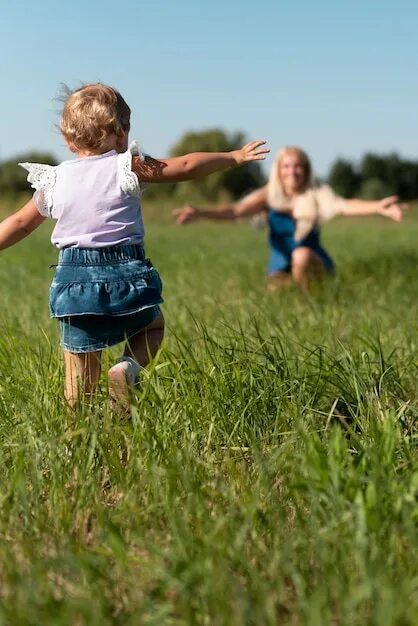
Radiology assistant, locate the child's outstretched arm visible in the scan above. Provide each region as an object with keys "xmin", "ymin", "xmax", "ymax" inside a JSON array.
[
  {"xmin": 339, "ymin": 195, "xmax": 408, "ymax": 222},
  {"xmin": 172, "ymin": 187, "xmax": 268, "ymax": 224},
  {"xmin": 0, "ymin": 200, "xmax": 45, "ymax": 251},
  {"xmin": 132, "ymin": 140, "xmax": 269, "ymax": 183}
]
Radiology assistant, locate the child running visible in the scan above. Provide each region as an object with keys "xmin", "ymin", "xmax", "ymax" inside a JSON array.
[{"xmin": 0, "ymin": 83, "xmax": 269, "ymax": 410}]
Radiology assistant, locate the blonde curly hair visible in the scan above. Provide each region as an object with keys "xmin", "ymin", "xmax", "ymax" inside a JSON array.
[{"xmin": 60, "ymin": 83, "xmax": 131, "ymax": 152}]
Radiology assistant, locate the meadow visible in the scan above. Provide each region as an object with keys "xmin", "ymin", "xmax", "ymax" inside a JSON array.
[{"xmin": 0, "ymin": 198, "xmax": 416, "ymax": 625}]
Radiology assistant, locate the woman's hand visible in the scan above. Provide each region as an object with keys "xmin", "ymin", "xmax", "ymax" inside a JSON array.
[
  {"xmin": 172, "ymin": 204, "xmax": 200, "ymax": 225},
  {"xmin": 378, "ymin": 195, "xmax": 408, "ymax": 222},
  {"xmin": 232, "ymin": 141, "xmax": 270, "ymax": 164}
]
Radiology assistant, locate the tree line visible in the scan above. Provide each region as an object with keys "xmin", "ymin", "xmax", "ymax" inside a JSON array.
[
  {"xmin": 1, "ymin": 131, "xmax": 417, "ymax": 201},
  {"xmin": 328, "ymin": 153, "xmax": 418, "ymax": 200}
]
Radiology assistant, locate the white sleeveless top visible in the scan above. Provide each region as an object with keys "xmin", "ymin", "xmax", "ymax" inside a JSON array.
[{"xmin": 20, "ymin": 142, "xmax": 146, "ymax": 249}]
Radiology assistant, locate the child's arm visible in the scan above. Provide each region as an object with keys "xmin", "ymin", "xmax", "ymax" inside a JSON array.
[
  {"xmin": 132, "ymin": 141, "xmax": 269, "ymax": 183},
  {"xmin": 339, "ymin": 195, "xmax": 408, "ymax": 222},
  {"xmin": 0, "ymin": 200, "xmax": 45, "ymax": 251},
  {"xmin": 172, "ymin": 187, "xmax": 268, "ymax": 223}
]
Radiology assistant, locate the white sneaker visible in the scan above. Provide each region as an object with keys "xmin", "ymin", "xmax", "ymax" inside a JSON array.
[{"xmin": 108, "ymin": 357, "xmax": 141, "ymax": 412}]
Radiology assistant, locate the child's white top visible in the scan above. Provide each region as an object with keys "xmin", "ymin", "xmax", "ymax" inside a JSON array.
[{"xmin": 20, "ymin": 143, "xmax": 146, "ymax": 249}]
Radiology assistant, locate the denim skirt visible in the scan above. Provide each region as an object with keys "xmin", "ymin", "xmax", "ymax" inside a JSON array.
[{"xmin": 50, "ymin": 245, "xmax": 163, "ymax": 353}]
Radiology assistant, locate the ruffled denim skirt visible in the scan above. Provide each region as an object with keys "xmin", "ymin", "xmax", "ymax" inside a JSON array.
[{"xmin": 50, "ymin": 245, "xmax": 163, "ymax": 353}]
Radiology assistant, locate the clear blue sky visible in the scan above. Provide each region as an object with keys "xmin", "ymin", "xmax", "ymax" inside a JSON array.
[{"xmin": 1, "ymin": 0, "xmax": 417, "ymax": 175}]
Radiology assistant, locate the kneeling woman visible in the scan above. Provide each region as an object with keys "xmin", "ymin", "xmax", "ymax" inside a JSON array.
[{"xmin": 173, "ymin": 146, "xmax": 406, "ymax": 291}]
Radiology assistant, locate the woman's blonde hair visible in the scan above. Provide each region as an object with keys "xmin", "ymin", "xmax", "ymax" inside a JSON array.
[
  {"xmin": 60, "ymin": 83, "xmax": 131, "ymax": 152},
  {"xmin": 266, "ymin": 146, "xmax": 313, "ymax": 209},
  {"xmin": 266, "ymin": 146, "xmax": 344, "ymax": 240}
]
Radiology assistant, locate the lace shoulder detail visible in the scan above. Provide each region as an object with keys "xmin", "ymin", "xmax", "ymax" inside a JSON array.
[
  {"xmin": 19, "ymin": 162, "xmax": 57, "ymax": 216},
  {"xmin": 117, "ymin": 141, "xmax": 147, "ymax": 198},
  {"xmin": 129, "ymin": 140, "xmax": 146, "ymax": 161}
]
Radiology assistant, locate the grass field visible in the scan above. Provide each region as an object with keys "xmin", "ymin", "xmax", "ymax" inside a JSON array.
[{"xmin": 0, "ymin": 200, "xmax": 416, "ymax": 625}]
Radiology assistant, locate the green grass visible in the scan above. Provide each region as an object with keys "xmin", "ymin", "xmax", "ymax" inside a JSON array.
[{"xmin": 0, "ymin": 202, "xmax": 416, "ymax": 625}]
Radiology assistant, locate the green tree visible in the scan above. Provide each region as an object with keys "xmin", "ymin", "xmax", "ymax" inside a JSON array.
[
  {"xmin": 358, "ymin": 177, "xmax": 393, "ymax": 200},
  {"xmin": 397, "ymin": 162, "xmax": 418, "ymax": 200},
  {"xmin": 0, "ymin": 152, "xmax": 58, "ymax": 194},
  {"xmin": 328, "ymin": 152, "xmax": 418, "ymax": 201},
  {"xmin": 360, "ymin": 153, "xmax": 388, "ymax": 182},
  {"xmin": 359, "ymin": 152, "xmax": 418, "ymax": 199},
  {"xmin": 328, "ymin": 158, "xmax": 360, "ymax": 198}
]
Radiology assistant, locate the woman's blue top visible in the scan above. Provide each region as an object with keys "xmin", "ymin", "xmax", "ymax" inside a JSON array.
[{"xmin": 267, "ymin": 209, "xmax": 334, "ymax": 274}]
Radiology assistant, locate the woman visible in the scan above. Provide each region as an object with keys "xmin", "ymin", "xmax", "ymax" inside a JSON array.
[{"xmin": 173, "ymin": 146, "xmax": 406, "ymax": 291}]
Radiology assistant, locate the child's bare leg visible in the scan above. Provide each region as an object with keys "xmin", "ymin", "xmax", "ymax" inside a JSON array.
[
  {"xmin": 124, "ymin": 312, "xmax": 165, "ymax": 365},
  {"xmin": 108, "ymin": 313, "xmax": 165, "ymax": 407},
  {"xmin": 64, "ymin": 350, "xmax": 102, "ymax": 409}
]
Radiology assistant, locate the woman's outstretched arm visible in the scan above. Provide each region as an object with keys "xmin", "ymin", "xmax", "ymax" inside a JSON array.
[
  {"xmin": 339, "ymin": 195, "xmax": 408, "ymax": 222},
  {"xmin": 0, "ymin": 200, "xmax": 45, "ymax": 251},
  {"xmin": 172, "ymin": 187, "xmax": 269, "ymax": 224}
]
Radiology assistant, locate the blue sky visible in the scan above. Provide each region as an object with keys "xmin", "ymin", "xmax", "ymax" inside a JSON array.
[{"xmin": 1, "ymin": 0, "xmax": 417, "ymax": 175}]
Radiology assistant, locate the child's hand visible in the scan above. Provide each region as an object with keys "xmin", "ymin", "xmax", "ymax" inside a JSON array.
[
  {"xmin": 172, "ymin": 205, "xmax": 200, "ymax": 225},
  {"xmin": 232, "ymin": 141, "xmax": 270, "ymax": 165},
  {"xmin": 378, "ymin": 196, "xmax": 408, "ymax": 222}
]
